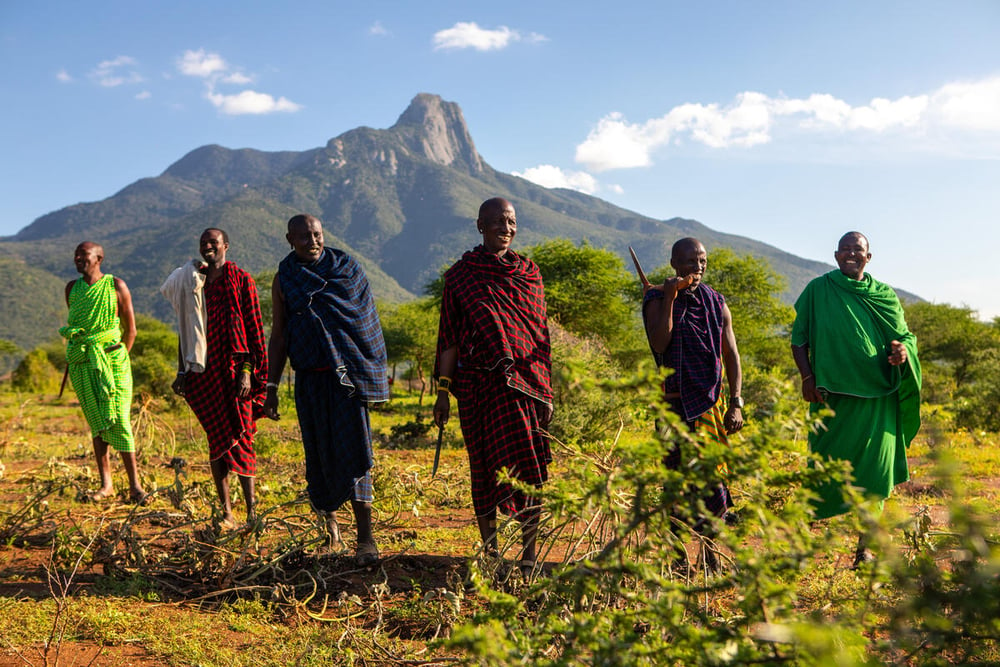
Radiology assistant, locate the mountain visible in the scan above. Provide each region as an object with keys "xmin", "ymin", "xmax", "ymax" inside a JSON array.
[{"xmin": 0, "ymin": 92, "xmax": 911, "ymax": 352}]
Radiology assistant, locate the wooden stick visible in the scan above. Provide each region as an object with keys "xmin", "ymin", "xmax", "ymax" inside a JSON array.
[{"xmin": 628, "ymin": 246, "xmax": 651, "ymax": 290}]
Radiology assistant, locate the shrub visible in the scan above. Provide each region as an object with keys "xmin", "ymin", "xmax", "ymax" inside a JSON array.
[{"xmin": 10, "ymin": 348, "xmax": 61, "ymax": 394}]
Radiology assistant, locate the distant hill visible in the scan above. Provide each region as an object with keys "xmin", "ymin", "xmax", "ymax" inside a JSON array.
[{"xmin": 0, "ymin": 93, "xmax": 915, "ymax": 352}]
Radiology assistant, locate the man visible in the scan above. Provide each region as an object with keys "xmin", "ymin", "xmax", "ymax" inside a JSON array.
[
  {"xmin": 642, "ymin": 237, "xmax": 743, "ymax": 571},
  {"xmin": 61, "ymin": 242, "xmax": 146, "ymax": 503},
  {"xmin": 433, "ymin": 197, "xmax": 553, "ymax": 578},
  {"xmin": 264, "ymin": 214, "xmax": 388, "ymax": 566},
  {"xmin": 791, "ymin": 231, "xmax": 921, "ymax": 567},
  {"xmin": 163, "ymin": 228, "xmax": 267, "ymax": 529}
]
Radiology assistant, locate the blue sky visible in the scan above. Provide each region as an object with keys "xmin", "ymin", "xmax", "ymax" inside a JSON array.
[{"xmin": 2, "ymin": 1, "xmax": 998, "ymax": 317}]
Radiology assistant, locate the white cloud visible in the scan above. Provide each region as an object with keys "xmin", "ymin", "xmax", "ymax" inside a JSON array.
[
  {"xmin": 135, "ymin": 91, "xmax": 151, "ymax": 100},
  {"xmin": 433, "ymin": 22, "xmax": 543, "ymax": 51},
  {"xmin": 206, "ymin": 89, "xmax": 301, "ymax": 115},
  {"xmin": 608, "ymin": 184, "xmax": 625, "ymax": 195},
  {"xmin": 932, "ymin": 77, "xmax": 1000, "ymax": 131},
  {"xmin": 513, "ymin": 164, "xmax": 598, "ymax": 194},
  {"xmin": 369, "ymin": 20, "xmax": 389, "ymax": 36},
  {"xmin": 221, "ymin": 72, "xmax": 253, "ymax": 85},
  {"xmin": 178, "ymin": 49, "xmax": 228, "ymax": 78},
  {"xmin": 177, "ymin": 48, "xmax": 298, "ymax": 116},
  {"xmin": 90, "ymin": 55, "xmax": 143, "ymax": 87},
  {"xmin": 576, "ymin": 76, "xmax": 1000, "ymax": 171},
  {"xmin": 56, "ymin": 69, "xmax": 72, "ymax": 83}
]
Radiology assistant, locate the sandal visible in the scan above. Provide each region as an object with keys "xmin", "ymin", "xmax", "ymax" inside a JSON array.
[{"xmin": 356, "ymin": 541, "xmax": 379, "ymax": 567}]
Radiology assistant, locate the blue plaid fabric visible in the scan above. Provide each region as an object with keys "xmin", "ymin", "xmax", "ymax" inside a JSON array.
[
  {"xmin": 295, "ymin": 369, "xmax": 375, "ymax": 510},
  {"xmin": 278, "ymin": 248, "xmax": 389, "ymax": 402},
  {"xmin": 643, "ymin": 283, "xmax": 726, "ymax": 421}
]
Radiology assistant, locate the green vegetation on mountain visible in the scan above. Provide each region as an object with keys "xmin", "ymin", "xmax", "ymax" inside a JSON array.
[{"xmin": 0, "ymin": 93, "xmax": 906, "ymax": 354}]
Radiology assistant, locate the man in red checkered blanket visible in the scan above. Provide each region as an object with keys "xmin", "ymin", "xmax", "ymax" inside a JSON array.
[
  {"xmin": 433, "ymin": 197, "xmax": 553, "ymax": 577},
  {"xmin": 166, "ymin": 228, "xmax": 268, "ymax": 530}
]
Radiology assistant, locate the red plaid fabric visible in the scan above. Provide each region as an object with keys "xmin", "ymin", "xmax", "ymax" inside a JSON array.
[
  {"xmin": 436, "ymin": 246, "xmax": 553, "ymax": 519},
  {"xmin": 458, "ymin": 369, "xmax": 551, "ymax": 518},
  {"xmin": 436, "ymin": 246, "xmax": 552, "ymax": 403},
  {"xmin": 184, "ymin": 263, "xmax": 267, "ymax": 477}
]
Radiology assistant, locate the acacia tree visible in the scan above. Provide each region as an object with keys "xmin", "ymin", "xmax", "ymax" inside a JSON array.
[
  {"xmin": 379, "ymin": 299, "xmax": 438, "ymax": 405},
  {"xmin": 905, "ymin": 301, "xmax": 1000, "ymax": 428},
  {"xmin": 525, "ymin": 239, "xmax": 639, "ymax": 352}
]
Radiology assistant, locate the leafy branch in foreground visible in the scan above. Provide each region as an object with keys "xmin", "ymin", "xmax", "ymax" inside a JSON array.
[{"xmin": 447, "ymin": 365, "xmax": 1000, "ymax": 666}]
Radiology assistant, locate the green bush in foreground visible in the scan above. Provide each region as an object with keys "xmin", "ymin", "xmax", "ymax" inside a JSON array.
[{"xmin": 446, "ymin": 365, "xmax": 1000, "ymax": 666}]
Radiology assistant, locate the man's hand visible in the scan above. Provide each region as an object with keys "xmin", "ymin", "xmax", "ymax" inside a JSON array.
[
  {"xmin": 236, "ymin": 371, "xmax": 252, "ymax": 398},
  {"xmin": 888, "ymin": 340, "xmax": 908, "ymax": 366},
  {"xmin": 263, "ymin": 388, "xmax": 280, "ymax": 420},
  {"xmin": 663, "ymin": 274, "xmax": 695, "ymax": 294},
  {"xmin": 171, "ymin": 374, "xmax": 186, "ymax": 397},
  {"xmin": 801, "ymin": 376, "xmax": 823, "ymax": 403},
  {"xmin": 540, "ymin": 402, "xmax": 554, "ymax": 428},
  {"xmin": 724, "ymin": 406, "xmax": 743, "ymax": 434},
  {"xmin": 433, "ymin": 392, "xmax": 450, "ymax": 428}
]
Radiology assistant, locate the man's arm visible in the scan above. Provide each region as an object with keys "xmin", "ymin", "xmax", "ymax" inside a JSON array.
[
  {"xmin": 114, "ymin": 278, "xmax": 137, "ymax": 351},
  {"xmin": 263, "ymin": 274, "xmax": 286, "ymax": 419},
  {"xmin": 720, "ymin": 302, "xmax": 743, "ymax": 434},
  {"xmin": 64, "ymin": 280, "xmax": 74, "ymax": 307},
  {"xmin": 432, "ymin": 345, "xmax": 458, "ymax": 429},
  {"xmin": 791, "ymin": 343, "xmax": 823, "ymax": 403},
  {"xmin": 643, "ymin": 276, "xmax": 696, "ymax": 353}
]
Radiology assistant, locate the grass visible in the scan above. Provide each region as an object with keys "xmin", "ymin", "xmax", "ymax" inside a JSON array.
[{"xmin": 1, "ymin": 387, "xmax": 999, "ymax": 665}]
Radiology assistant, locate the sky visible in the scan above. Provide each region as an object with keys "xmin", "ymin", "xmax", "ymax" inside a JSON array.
[{"xmin": 2, "ymin": 1, "xmax": 998, "ymax": 318}]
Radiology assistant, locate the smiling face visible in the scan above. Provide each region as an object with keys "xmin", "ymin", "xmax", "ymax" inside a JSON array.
[
  {"xmin": 835, "ymin": 232, "xmax": 871, "ymax": 280},
  {"xmin": 286, "ymin": 215, "xmax": 324, "ymax": 262},
  {"xmin": 199, "ymin": 229, "xmax": 228, "ymax": 267},
  {"xmin": 73, "ymin": 242, "xmax": 103, "ymax": 276},
  {"xmin": 670, "ymin": 239, "xmax": 708, "ymax": 288},
  {"xmin": 478, "ymin": 199, "xmax": 517, "ymax": 256}
]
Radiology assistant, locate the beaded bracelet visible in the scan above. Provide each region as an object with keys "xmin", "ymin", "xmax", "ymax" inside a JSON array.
[{"xmin": 437, "ymin": 376, "xmax": 453, "ymax": 393}]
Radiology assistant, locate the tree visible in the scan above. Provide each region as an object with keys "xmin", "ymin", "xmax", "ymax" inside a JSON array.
[
  {"xmin": 906, "ymin": 302, "xmax": 1000, "ymax": 428},
  {"xmin": 525, "ymin": 239, "xmax": 638, "ymax": 349},
  {"xmin": 129, "ymin": 314, "xmax": 182, "ymax": 402},
  {"xmin": 905, "ymin": 302, "xmax": 1000, "ymax": 390},
  {"xmin": 379, "ymin": 299, "xmax": 439, "ymax": 404}
]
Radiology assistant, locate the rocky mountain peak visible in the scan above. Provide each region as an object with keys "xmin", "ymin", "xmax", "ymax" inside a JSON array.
[{"xmin": 391, "ymin": 93, "xmax": 483, "ymax": 173}]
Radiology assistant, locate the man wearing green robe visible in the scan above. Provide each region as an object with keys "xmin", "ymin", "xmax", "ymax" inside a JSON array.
[
  {"xmin": 791, "ymin": 232, "xmax": 921, "ymax": 566},
  {"xmin": 61, "ymin": 242, "xmax": 146, "ymax": 503}
]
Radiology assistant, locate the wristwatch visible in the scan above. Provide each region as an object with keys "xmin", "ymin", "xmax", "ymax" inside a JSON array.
[{"xmin": 731, "ymin": 396, "xmax": 744, "ymax": 409}]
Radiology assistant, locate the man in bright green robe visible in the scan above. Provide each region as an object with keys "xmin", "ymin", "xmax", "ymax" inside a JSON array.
[
  {"xmin": 61, "ymin": 242, "xmax": 146, "ymax": 503},
  {"xmin": 791, "ymin": 232, "xmax": 921, "ymax": 560}
]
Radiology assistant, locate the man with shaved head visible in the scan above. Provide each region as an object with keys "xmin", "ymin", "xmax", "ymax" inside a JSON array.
[
  {"xmin": 643, "ymin": 237, "xmax": 743, "ymax": 573},
  {"xmin": 265, "ymin": 214, "xmax": 388, "ymax": 567},
  {"xmin": 791, "ymin": 231, "xmax": 921, "ymax": 567},
  {"xmin": 61, "ymin": 242, "xmax": 146, "ymax": 503},
  {"xmin": 433, "ymin": 197, "xmax": 553, "ymax": 579}
]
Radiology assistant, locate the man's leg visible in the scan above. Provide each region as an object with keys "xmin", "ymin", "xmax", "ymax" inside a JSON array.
[
  {"xmin": 519, "ymin": 505, "xmax": 539, "ymax": 578},
  {"xmin": 352, "ymin": 499, "xmax": 378, "ymax": 565},
  {"xmin": 91, "ymin": 437, "xmax": 114, "ymax": 500},
  {"xmin": 476, "ymin": 510, "xmax": 499, "ymax": 555},
  {"xmin": 238, "ymin": 474, "xmax": 256, "ymax": 523},
  {"xmin": 210, "ymin": 459, "xmax": 235, "ymax": 526},
  {"xmin": 120, "ymin": 450, "xmax": 146, "ymax": 503}
]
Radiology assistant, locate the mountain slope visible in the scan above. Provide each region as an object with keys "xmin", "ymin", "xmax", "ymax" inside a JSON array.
[{"xmin": 0, "ymin": 93, "xmax": 913, "ymax": 352}]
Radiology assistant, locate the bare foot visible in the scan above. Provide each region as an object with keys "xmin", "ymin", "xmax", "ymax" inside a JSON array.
[
  {"xmin": 356, "ymin": 540, "xmax": 379, "ymax": 567},
  {"xmin": 129, "ymin": 489, "xmax": 150, "ymax": 506},
  {"xmin": 89, "ymin": 488, "xmax": 115, "ymax": 502}
]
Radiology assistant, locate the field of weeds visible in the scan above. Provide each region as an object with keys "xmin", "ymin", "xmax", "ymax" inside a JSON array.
[{"xmin": 1, "ymin": 382, "xmax": 1000, "ymax": 666}]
